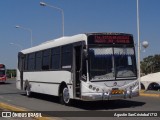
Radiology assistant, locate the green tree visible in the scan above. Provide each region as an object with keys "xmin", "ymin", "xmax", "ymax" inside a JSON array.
[
  {"xmin": 141, "ymin": 54, "xmax": 160, "ymax": 75},
  {"xmin": 6, "ymin": 69, "xmax": 16, "ymax": 78}
]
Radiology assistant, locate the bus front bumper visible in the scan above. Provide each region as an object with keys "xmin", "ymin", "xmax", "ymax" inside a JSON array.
[
  {"xmin": 0, "ymin": 78, "xmax": 6, "ymax": 83},
  {"xmin": 81, "ymin": 91, "xmax": 139, "ymax": 101}
]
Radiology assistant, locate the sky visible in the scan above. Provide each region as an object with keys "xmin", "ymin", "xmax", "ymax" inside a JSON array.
[{"xmin": 0, "ymin": 0, "xmax": 160, "ymax": 69}]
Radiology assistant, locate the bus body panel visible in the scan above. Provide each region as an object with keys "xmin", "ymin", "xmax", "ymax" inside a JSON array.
[
  {"xmin": 81, "ymin": 80, "xmax": 139, "ymax": 101},
  {"xmin": 17, "ymin": 71, "xmax": 73, "ymax": 97},
  {"xmin": 25, "ymin": 71, "xmax": 72, "ymax": 96},
  {"xmin": 21, "ymin": 34, "xmax": 87, "ymax": 54}
]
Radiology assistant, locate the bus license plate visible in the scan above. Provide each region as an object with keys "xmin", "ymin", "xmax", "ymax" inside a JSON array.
[{"xmin": 111, "ymin": 90, "xmax": 124, "ymax": 95}]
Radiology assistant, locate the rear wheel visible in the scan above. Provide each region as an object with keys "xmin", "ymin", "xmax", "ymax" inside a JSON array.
[
  {"xmin": 60, "ymin": 86, "xmax": 71, "ymax": 105},
  {"xmin": 25, "ymin": 81, "xmax": 32, "ymax": 97},
  {"xmin": 25, "ymin": 86, "xmax": 31, "ymax": 97}
]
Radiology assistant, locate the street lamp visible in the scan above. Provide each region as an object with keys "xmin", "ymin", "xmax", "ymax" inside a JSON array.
[
  {"xmin": 10, "ymin": 43, "xmax": 23, "ymax": 50},
  {"xmin": 40, "ymin": 2, "xmax": 64, "ymax": 37},
  {"xmin": 136, "ymin": 0, "xmax": 149, "ymax": 91},
  {"xmin": 15, "ymin": 25, "xmax": 33, "ymax": 47},
  {"xmin": 136, "ymin": 0, "xmax": 141, "ymax": 91}
]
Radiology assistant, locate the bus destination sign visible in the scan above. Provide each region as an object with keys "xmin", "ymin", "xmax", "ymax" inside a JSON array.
[{"xmin": 88, "ymin": 35, "xmax": 133, "ymax": 45}]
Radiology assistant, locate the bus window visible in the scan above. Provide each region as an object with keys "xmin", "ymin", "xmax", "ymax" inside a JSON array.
[
  {"xmin": 42, "ymin": 49, "xmax": 50, "ymax": 70},
  {"xmin": 89, "ymin": 47, "xmax": 114, "ymax": 81},
  {"xmin": 114, "ymin": 47, "xmax": 136, "ymax": 78},
  {"xmin": 35, "ymin": 51, "xmax": 42, "ymax": 70},
  {"xmin": 61, "ymin": 45, "xmax": 72, "ymax": 69},
  {"xmin": 28, "ymin": 53, "xmax": 35, "ymax": 71},
  {"xmin": 51, "ymin": 47, "xmax": 61, "ymax": 69}
]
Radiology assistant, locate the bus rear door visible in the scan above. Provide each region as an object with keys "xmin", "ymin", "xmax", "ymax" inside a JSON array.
[{"xmin": 18, "ymin": 52, "xmax": 25, "ymax": 90}]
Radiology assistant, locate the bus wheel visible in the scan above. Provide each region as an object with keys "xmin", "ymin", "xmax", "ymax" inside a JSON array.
[
  {"xmin": 60, "ymin": 87, "xmax": 71, "ymax": 105},
  {"xmin": 25, "ymin": 83, "xmax": 32, "ymax": 97},
  {"xmin": 26, "ymin": 88, "xmax": 31, "ymax": 97}
]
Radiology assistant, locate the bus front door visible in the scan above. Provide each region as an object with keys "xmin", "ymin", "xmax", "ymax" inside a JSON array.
[{"xmin": 73, "ymin": 44, "xmax": 82, "ymax": 98}]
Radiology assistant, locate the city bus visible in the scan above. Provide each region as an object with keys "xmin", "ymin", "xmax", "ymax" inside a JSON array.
[
  {"xmin": 16, "ymin": 33, "xmax": 139, "ymax": 105},
  {"xmin": 0, "ymin": 64, "xmax": 7, "ymax": 83}
]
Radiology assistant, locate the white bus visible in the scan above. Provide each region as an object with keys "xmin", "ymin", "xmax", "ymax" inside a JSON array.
[{"xmin": 16, "ymin": 33, "xmax": 139, "ymax": 105}]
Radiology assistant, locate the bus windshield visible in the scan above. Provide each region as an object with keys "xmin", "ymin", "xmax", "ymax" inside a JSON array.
[
  {"xmin": 0, "ymin": 70, "xmax": 5, "ymax": 76},
  {"xmin": 88, "ymin": 47, "xmax": 137, "ymax": 81}
]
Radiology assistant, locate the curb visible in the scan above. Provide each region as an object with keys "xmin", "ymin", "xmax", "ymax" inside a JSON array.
[
  {"xmin": 140, "ymin": 92, "xmax": 160, "ymax": 97},
  {"xmin": 0, "ymin": 102, "xmax": 54, "ymax": 120}
]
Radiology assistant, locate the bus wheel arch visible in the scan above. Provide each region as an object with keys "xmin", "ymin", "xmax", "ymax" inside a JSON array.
[
  {"xmin": 24, "ymin": 80, "xmax": 32, "ymax": 97},
  {"xmin": 59, "ymin": 82, "xmax": 71, "ymax": 105}
]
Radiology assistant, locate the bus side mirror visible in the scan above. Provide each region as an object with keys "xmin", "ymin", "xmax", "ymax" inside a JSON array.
[{"xmin": 81, "ymin": 74, "xmax": 87, "ymax": 81}]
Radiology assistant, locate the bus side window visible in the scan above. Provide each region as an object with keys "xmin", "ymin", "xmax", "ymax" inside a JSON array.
[
  {"xmin": 61, "ymin": 45, "xmax": 72, "ymax": 69},
  {"xmin": 28, "ymin": 53, "xmax": 35, "ymax": 71},
  {"xmin": 18, "ymin": 55, "xmax": 22, "ymax": 71},
  {"xmin": 18, "ymin": 52, "xmax": 24, "ymax": 71},
  {"xmin": 42, "ymin": 49, "xmax": 50, "ymax": 70},
  {"xmin": 24, "ymin": 55, "xmax": 28, "ymax": 71},
  {"xmin": 51, "ymin": 47, "xmax": 61, "ymax": 70},
  {"xmin": 35, "ymin": 52, "xmax": 42, "ymax": 71}
]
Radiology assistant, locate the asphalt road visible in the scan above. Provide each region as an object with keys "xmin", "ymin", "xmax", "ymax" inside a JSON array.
[{"xmin": 0, "ymin": 79, "xmax": 160, "ymax": 120}]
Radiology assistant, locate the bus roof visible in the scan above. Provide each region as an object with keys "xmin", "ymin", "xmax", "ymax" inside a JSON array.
[
  {"xmin": 21, "ymin": 34, "xmax": 87, "ymax": 54},
  {"xmin": 21, "ymin": 32, "xmax": 133, "ymax": 54}
]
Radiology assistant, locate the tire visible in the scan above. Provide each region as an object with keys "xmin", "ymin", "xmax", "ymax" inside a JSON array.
[
  {"xmin": 60, "ymin": 86, "xmax": 71, "ymax": 105},
  {"xmin": 25, "ymin": 82, "xmax": 32, "ymax": 97},
  {"xmin": 26, "ymin": 86, "xmax": 31, "ymax": 97}
]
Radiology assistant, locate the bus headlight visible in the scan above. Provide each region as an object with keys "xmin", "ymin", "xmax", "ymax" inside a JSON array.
[
  {"xmin": 89, "ymin": 85, "xmax": 92, "ymax": 89},
  {"xmin": 93, "ymin": 87, "xmax": 96, "ymax": 91},
  {"xmin": 88, "ymin": 84, "xmax": 100, "ymax": 92},
  {"xmin": 96, "ymin": 88, "xmax": 99, "ymax": 92}
]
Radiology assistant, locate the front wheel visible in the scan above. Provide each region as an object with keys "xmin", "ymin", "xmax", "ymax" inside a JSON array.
[{"xmin": 60, "ymin": 87, "xmax": 71, "ymax": 105}]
